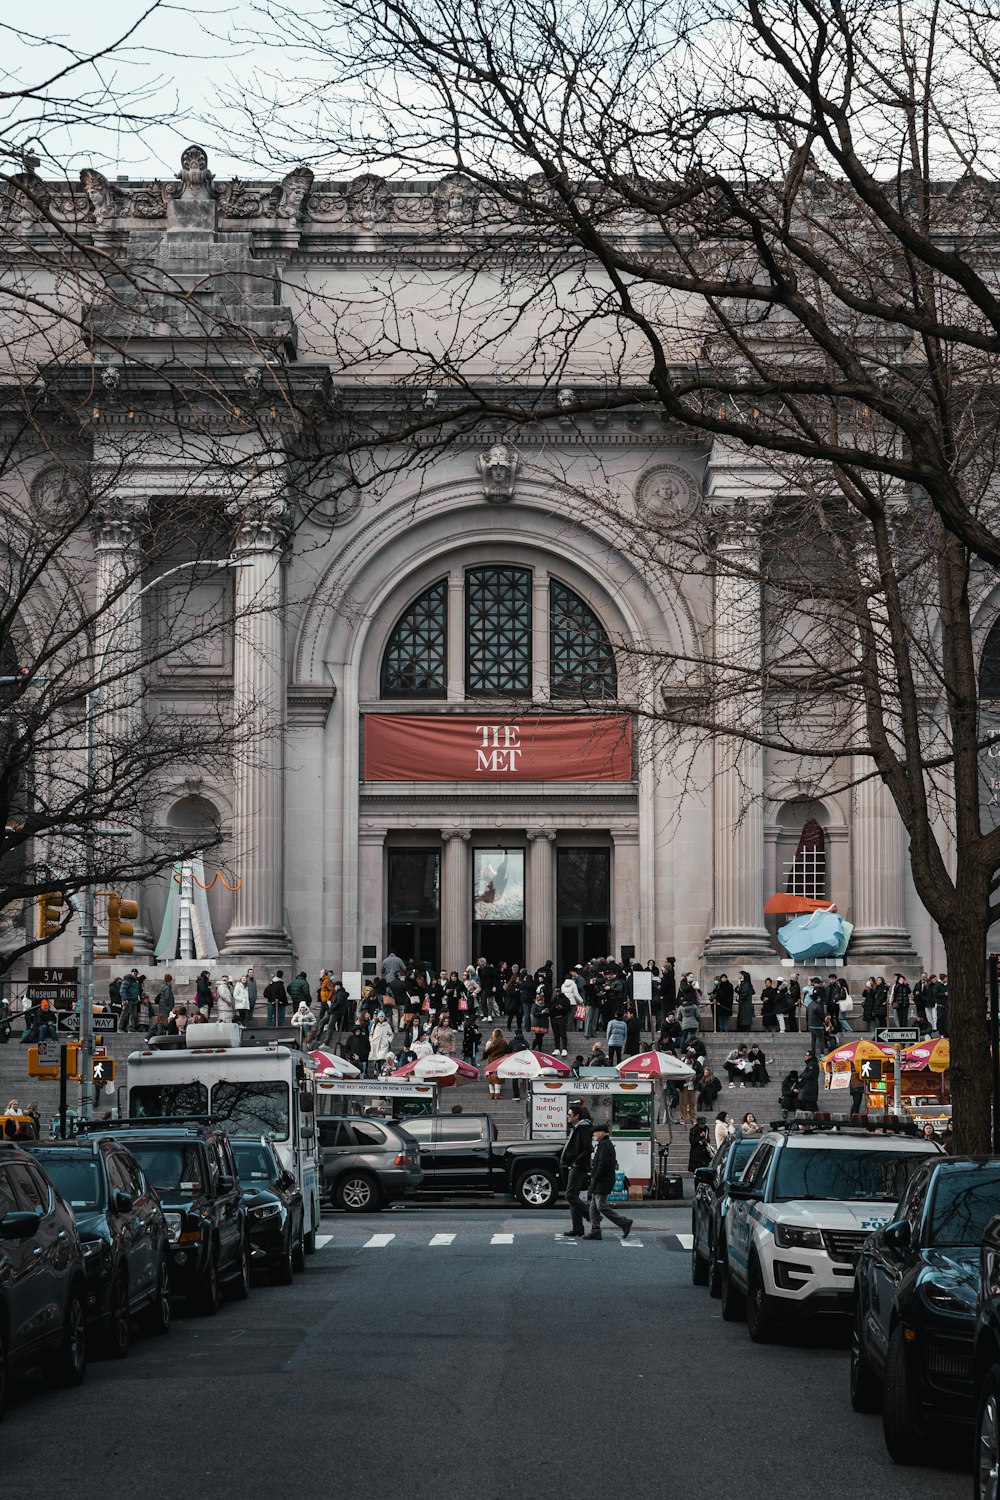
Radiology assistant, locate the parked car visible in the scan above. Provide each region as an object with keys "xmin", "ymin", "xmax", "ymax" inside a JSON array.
[
  {"xmin": 723, "ymin": 1123, "xmax": 939, "ymax": 1341},
  {"xmin": 0, "ymin": 1142, "xmax": 87, "ymax": 1418},
  {"xmin": 969, "ymin": 1210, "xmax": 1000, "ymax": 1497},
  {"xmin": 79, "ymin": 1122, "xmax": 249, "ymax": 1315},
  {"xmin": 317, "ymin": 1116, "xmax": 423, "ymax": 1210},
  {"xmin": 691, "ymin": 1134, "xmax": 759, "ymax": 1296},
  {"xmin": 852, "ymin": 1156, "xmax": 1000, "ymax": 1461},
  {"xmin": 377, "ymin": 1113, "xmax": 570, "ymax": 1208},
  {"xmin": 231, "ymin": 1137, "xmax": 304, "ymax": 1285},
  {"xmin": 26, "ymin": 1137, "xmax": 171, "ymax": 1357}
]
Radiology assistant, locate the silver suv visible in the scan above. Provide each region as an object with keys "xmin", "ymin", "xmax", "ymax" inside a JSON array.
[{"xmin": 317, "ymin": 1117, "xmax": 423, "ymax": 1212}]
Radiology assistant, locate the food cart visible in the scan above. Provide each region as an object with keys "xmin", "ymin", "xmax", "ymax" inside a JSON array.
[
  {"xmin": 526, "ymin": 1078, "xmax": 656, "ymax": 1190},
  {"xmin": 315, "ymin": 1076, "xmax": 440, "ymax": 1121},
  {"xmin": 900, "ymin": 1038, "xmax": 951, "ymax": 1127}
]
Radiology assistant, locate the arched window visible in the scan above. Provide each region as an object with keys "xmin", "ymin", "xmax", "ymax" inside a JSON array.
[
  {"xmin": 381, "ymin": 580, "xmax": 448, "ymax": 698},
  {"xmin": 981, "ymin": 617, "xmax": 1000, "ymax": 698},
  {"xmin": 549, "ymin": 579, "xmax": 617, "ymax": 699},
  {"xmin": 466, "ymin": 566, "xmax": 532, "ymax": 696}
]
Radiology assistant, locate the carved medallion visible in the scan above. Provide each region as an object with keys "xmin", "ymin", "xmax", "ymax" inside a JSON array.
[{"xmin": 634, "ymin": 463, "xmax": 701, "ymax": 524}]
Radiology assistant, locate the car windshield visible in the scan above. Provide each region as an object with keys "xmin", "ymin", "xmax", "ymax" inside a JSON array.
[
  {"xmin": 728, "ymin": 1140, "xmax": 758, "ymax": 1178},
  {"xmin": 211, "ymin": 1082, "xmax": 289, "ymax": 1140},
  {"xmin": 772, "ymin": 1148, "xmax": 930, "ymax": 1202},
  {"xmin": 33, "ymin": 1153, "xmax": 103, "ymax": 1211},
  {"xmin": 127, "ymin": 1143, "xmax": 204, "ymax": 1198},
  {"xmin": 232, "ymin": 1143, "xmax": 276, "ymax": 1188},
  {"xmin": 927, "ymin": 1166, "xmax": 1000, "ymax": 1247},
  {"xmin": 130, "ymin": 1083, "xmax": 209, "ymax": 1120}
]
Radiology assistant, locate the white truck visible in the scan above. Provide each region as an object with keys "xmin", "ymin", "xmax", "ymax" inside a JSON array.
[
  {"xmin": 722, "ymin": 1123, "xmax": 940, "ymax": 1342},
  {"xmin": 126, "ymin": 1023, "xmax": 321, "ymax": 1252}
]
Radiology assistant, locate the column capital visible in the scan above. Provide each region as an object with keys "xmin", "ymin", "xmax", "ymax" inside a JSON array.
[
  {"xmin": 709, "ymin": 498, "xmax": 770, "ymax": 551},
  {"xmin": 92, "ymin": 498, "xmax": 148, "ymax": 551},
  {"xmin": 227, "ymin": 496, "xmax": 291, "ymax": 554},
  {"xmin": 527, "ymin": 827, "xmax": 557, "ymax": 843},
  {"xmin": 442, "ymin": 828, "xmax": 472, "ymax": 843}
]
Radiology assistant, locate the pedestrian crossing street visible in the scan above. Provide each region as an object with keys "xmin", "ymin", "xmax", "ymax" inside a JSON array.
[{"xmin": 314, "ymin": 1229, "xmax": 695, "ymax": 1252}]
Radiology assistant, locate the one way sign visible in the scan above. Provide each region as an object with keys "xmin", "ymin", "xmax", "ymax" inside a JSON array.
[
  {"xmin": 874, "ymin": 1026, "xmax": 920, "ymax": 1044},
  {"xmin": 92, "ymin": 1057, "xmax": 117, "ymax": 1084},
  {"xmin": 860, "ymin": 1058, "xmax": 883, "ymax": 1080}
]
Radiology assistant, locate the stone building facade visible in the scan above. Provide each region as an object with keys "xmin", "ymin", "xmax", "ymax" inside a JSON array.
[{"xmin": 13, "ymin": 149, "xmax": 950, "ymax": 986}]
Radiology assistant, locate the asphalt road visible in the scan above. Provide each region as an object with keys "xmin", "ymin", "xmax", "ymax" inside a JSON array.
[{"xmin": 2, "ymin": 1206, "xmax": 969, "ymax": 1500}]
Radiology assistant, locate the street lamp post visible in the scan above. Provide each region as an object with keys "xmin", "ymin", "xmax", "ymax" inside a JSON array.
[{"xmin": 78, "ymin": 555, "xmax": 248, "ymax": 1118}]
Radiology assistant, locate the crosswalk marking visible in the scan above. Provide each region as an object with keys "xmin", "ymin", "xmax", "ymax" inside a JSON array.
[
  {"xmin": 676, "ymin": 1232, "xmax": 694, "ymax": 1249},
  {"xmin": 315, "ymin": 1229, "xmax": 691, "ymax": 1252},
  {"xmin": 622, "ymin": 1238, "xmax": 644, "ymax": 1248},
  {"xmin": 429, "ymin": 1233, "xmax": 455, "ymax": 1246},
  {"xmin": 315, "ymin": 1234, "xmax": 333, "ymax": 1249},
  {"xmin": 491, "ymin": 1233, "xmax": 514, "ymax": 1244},
  {"xmin": 363, "ymin": 1233, "xmax": 395, "ymax": 1248}
]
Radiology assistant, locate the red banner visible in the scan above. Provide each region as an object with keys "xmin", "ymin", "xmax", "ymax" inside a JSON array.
[{"xmin": 363, "ymin": 714, "xmax": 633, "ymax": 782}]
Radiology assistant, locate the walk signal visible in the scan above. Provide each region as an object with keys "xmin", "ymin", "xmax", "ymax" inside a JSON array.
[
  {"xmin": 107, "ymin": 895, "xmax": 138, "ymax": 956},
  {"xmin": 92, "ymin": 1057, "xmax": 116, "ymax": 1085},
  {"xmin": 37, "ymin": 891, "xmax": 64, "ymax": 940}
]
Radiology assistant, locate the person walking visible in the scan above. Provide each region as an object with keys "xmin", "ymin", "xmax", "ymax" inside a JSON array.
[
  {"xmin": 806, "ymin": 983, "xmax": 827, "ymax": 1054},
  {"xmin": 195, "ymin": 969, "xmax": 214, "ymax": 1017},
  {"xmin": 153, "ymin": 972, "xmax": 174, "ymax": 1021},
  {"xmin": 264, "ymin": 971, "xmax": 288, "ymax": 1027},
  {"xmin": 243, "ymin": 968, "xmax": 257, "ymax": 1022},
  {"xmin": 369, "ymin": 1012, "xmax": 395, "ymax": 1073},
  {"xmin": 431, "ymin": 1012, "xmax": 457, "ymax": 1056},
  {"xmin": 119, "ymin": 969, "xmax": 142, "ymax": 1032},
  {"xmin": 557, "ymin": 1103, "xmax": 594, "ymax": 1239},
  {"xmin": 461, "ymin": 1015, "xmax": 482, "ymax": 1065},
  {"xmin": 381, "ymin": 949, "xmax": 405, "ymax": 982},
  {"xmin": 890, "ymin": 973, "xmax": 911, "ymax": 1027},
  {"xmin": 549, "ymin": 987, "xmax": 571, "ymax": 1056},
  {"xmin": 585, "ymin": 1122, "xmax": 633, "ymax": 1240},
  {"xmin": 529, "ymin": 989, "xmax": 550, "ymax": 1052},
  {"xmin": 796, "ymin": 1052, "xmax": 820, "ymax": 1112}
]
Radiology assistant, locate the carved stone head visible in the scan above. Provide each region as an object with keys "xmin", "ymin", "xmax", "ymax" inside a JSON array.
[{"xmin": 477, "ymin": 442, "xmax": 520, "ymax": 503}]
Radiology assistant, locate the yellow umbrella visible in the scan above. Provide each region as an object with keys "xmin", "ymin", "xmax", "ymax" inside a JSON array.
[
  {"xmin": 821, "ymin": 1038, "xmax": 894, "ymax": 1071},
  {"xmin": 902, "ymin": 1037, "xmax": 950, "ymax": 1073}
]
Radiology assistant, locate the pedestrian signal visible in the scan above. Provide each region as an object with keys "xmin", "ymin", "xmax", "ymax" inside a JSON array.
[
  {"xmin": 92, "ymin": 1057, "xmax": 116, "ymax": 1084},
  {"xmin": 107, "ymin": 895, "xmax": 138, "ymax": 956}
]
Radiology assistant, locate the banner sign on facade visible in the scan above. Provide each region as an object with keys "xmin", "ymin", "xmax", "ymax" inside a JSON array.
[{"xmin": 363, "ymin": 714, "xmax": 633, "ymax": 782}]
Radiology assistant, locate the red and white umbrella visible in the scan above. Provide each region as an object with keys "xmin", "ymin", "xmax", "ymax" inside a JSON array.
[
  {"xmin": 485, "ymin": 1051, "xmax": 572, "ymax": 1079},
  {"xmin": 392, "ymin": 1055, "xmax": 479, "ymax": 1087},
  {"xmin": 309, "ymin": 1050, "xmax": 361, "ymax": 1079},
  {"xmin": 617, "ymin": 1051, "xmax": 695, "ymax": 1082}
]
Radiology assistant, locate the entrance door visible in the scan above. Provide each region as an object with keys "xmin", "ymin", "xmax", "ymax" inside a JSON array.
[
  {"xmin": 388, "ymin": 849, "xmax": 440, "ymax": 969},
  {"xmin": 557, "ymin": 848, "xmax": 611, "ymax": 978},
  {"xmin": 472, "ymin": 921, "xmax": 524, "ymax": 969}
]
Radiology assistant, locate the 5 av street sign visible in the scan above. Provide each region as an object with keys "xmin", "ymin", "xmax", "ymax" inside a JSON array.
[{"xmin": 874, "ymin": 1026, "xmax": 920, "ymax": 1044}]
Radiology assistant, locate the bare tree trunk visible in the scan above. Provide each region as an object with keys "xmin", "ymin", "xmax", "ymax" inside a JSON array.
[{"xmin": 943, "ymin": 911, "xmax": 991, "ymax": 1153}]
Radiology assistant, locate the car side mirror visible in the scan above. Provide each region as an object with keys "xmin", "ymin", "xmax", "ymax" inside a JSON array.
[
  {"xmin": 883, "ymin": 1219, "xmax": 912, "ymax": 1255},
  {"xmin": 113, "ymin": 1190, "xmax": 133, "ymax": 1214},
  {"xmin": 218, "ymin": 1174, "xmax": 235, "ymax": 1193},
  {"xmin": 0, "ymin": 1209, "xmax": 39, "ymax": 1240},
  {"xmin": 694, "ymin": 1167, "xmax": 714, "ymax": 1186},
  {"xmin": 728, "ymin": 1183, "xmax": 762, "ymax": 1201},
  {"xmin": 300, "ymin": 1118, "xmax": 315, "ymax": 1140}
]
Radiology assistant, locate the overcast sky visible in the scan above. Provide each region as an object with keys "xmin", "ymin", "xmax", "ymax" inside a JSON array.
[{"xmin": 2, "ymin": 0, "xmax": 309, "ymax": 180}]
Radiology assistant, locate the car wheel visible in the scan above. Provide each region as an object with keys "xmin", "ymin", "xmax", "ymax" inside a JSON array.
[
  {"xmin": 514, "ymin": 1170, "xmax": 557, "ymax": 1209},
  {"xmin": 720, "ymin": 1252, "xmax": 746, "ymax": 1322},
  {"xmin": 195, "ymin": 1248, "xmax": 222, "ymax": 1317},
  {"xmin": 882, "ymin": 1324, "xmax": 923, "ymax": 1461},
  {"xmin": 227, "ymin": 1234, "xmax": 251, "ymax": 1300},
  {"xmin": 709, "ymin": 1234, "xmax": 723, "ymax": 1299},
  {"xmin": 746, "ymin": 1256, "xmax": 777, "ymax": 1344},
  {"xmin": 270, "ymin": 1230, "xmax": 294, "ymax": 1287},
  {"xmin": 0, "ymin": 1318, "xmax": 7, "ymax": 1422},
  {"xmin": 102, "ymin": 1270, "xmax": 131, "ymax": 1360},
  {"xmin": 976, "ymin": 1361, "xmax": 1000, "ymax": 1500},
  {"xmin": 47, "ymin": 1279, "xmax": 87, "ymax": 1387},
  {"xmin": 691, "ymin": 1232, "xmax": 710, "ymax": 1287},
  {"xmin": 141, "ymin": 1257, "xmax": 171, "ymax": 1337},
  {"xmin": 292, "ymin": 1217, "xmax": 306, "ymax": 1273},
  {"xmin": 338, "ymin": 1173, "xmax": 380, "ymax": 1213},
  {"xmin": 850, "ymin": 1299, "xmax": 882, "ymax": 1413}
]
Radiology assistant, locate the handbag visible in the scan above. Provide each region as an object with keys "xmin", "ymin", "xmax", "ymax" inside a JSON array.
[
  {"xmin": 839, "ymin": 997, "xmax": 854, "ymax": 1015},
  {"xmin": 458, "ymin": 997, "xmax": 468, "ymax": 1012},
  {"xmin": 574, "ymin": 1005, "xmax": 587, "ymax": 1021}
]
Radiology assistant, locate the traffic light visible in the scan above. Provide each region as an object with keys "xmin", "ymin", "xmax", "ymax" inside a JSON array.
[
  {"xmin": 107, "ymin": 895, "xmax": 138, "ymax": 956},
  {"xmin": 37, "ymin": 891, "xmax": 64, "ymax": 940}
]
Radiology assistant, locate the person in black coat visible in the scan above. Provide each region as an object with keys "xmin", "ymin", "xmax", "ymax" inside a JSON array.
[
  {"xmin": 736, "ymin": 972, "xmax": 755, "ymax": 1031},
  {"xmin": 795, "ymin": 1054, "xmax": 820, "ymax": 1112},
  {"xmin": 714, "ymin": 974, "xmax": 735, "ymax": 1032},
  {"xmin": 557, "ymin": 1104, "xmax": 594, "ymax": 1237},
  {"xmin": 585, "ymin": 1123, "xmax": 633, "ymax": 1240},
  {"xmin": 746, "ymin": 1043, "xmax": 769, "ymax": 1088},
  {"xmin": 688, "ymin": 1121, "xmax": 713, "ymax": 1171}
]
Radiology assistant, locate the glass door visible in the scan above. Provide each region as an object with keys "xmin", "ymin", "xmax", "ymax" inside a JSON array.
[
  {"xmin": 557, "ymin": 848, "xmax": 611, "ymax": 976},
  {"xmin": 388, "ymin": 849, "xmax": 440, "ymax": 969}
]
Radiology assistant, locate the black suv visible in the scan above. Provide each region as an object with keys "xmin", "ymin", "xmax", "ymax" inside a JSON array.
[
  {"xmin": 317, "ymin": 1116, "xmax": 423, "ymax": 1211},
  {"xmin": 0, "ymin": 1143, "xmax": 87, "ymax": 1417},
  {"xmin": 691, "ymin": 1134, "xmax": 759, "ymax": 1297},
  {"xmin": 232, "ymin": 1138, "xmax": 304, "ymax": 1285},
  {"xmin": 83, "ymin": 1123, "xmax": 249, "ymax": 1315},
  {"xmin": 852, "ymin": 1156, "xmax": 1000, "ymax": 1462},
  {"xmin": 27, "ymin": 1139, "xmax": 171, "ymax": 1357}
]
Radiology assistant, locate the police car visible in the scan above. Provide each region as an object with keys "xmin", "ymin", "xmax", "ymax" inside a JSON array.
[{"xmin": 721, "ymin": 1123, "xmax": 940, "ymax": 1342}]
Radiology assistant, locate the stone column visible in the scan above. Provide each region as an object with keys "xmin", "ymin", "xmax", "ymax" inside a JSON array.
[
  {"xmin": 526, "ymin": 829, "xmax": 556, "ymax": 971},
  {"xmin": 93, "ymin": 505, "xmax": 153, "ymax": 954},
  {"xmin": 704, "ymin": 505, "xmax": 774, "ymax": 961},
  {"xmin": 612, "ymin": 831, "xmax": 640, "ymax": 962},
  {"xmin": 222, "ymin": 498, "xmax": 291, "ymax": 964},
  {"xmin": 446, "ymin": 569, "xmax": 465, "ymax": 701},
  {"xmin": 357, "ymin": 828, "xmax": 386, "ymax": 970},
  {"xmin": 440, "ymin": 830, "xmax": 471, "ymax": 973}
]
